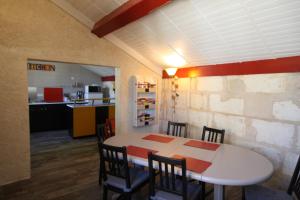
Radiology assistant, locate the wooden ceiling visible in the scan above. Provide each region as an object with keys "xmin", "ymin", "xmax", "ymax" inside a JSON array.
[{"xmin": 52, "ymin": 0, "xmax": 300, "ymax": 72}]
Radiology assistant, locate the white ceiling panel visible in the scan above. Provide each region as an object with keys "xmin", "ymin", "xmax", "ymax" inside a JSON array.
[{"xmin": 52, "ymin": 0, "xmax": 300, "ymax": 69}]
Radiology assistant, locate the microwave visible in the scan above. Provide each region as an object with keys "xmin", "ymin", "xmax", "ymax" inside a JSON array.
[{"xmin": 85, "ymin": 85, "xmax": 102, "ymax": 93}]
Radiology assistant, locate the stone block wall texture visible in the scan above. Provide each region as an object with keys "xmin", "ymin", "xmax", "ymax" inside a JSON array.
[
  {"xmin": 160, "ymin": 73, "xmax": 300, "ymax": 189},
  {"xmin": 0, "ymin": 0, "xmax": 161, "ymax": 185}
]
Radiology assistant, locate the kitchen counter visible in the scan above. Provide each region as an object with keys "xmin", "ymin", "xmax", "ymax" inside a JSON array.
[
  {"xmin": 67, "ymin": 103, "xmax": 115, "ymax": 138},
  {"xmin": 29, "ymin": 101, "xmax": 74, "ymax": 105},
  {"xmin": 29, "ymin": 103, "xmax": 70, "ymax": 132},
  {"xmin": 66, "ymin": 103, "xmax": 115, "ymax": 108}
]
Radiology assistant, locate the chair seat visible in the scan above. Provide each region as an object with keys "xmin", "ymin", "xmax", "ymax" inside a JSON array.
[
  {"xmin": 151, "ymin": 180, "xmax": 202, "ymax": 200},
  {"xmin": 104, "ymin": 167, "xmax": 149, "ymax": 192},
  {"xmin": 245, "ymin": 185, "xmax": 293, "ymax": 200}
]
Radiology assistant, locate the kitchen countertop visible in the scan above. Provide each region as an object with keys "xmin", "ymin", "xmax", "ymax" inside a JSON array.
[
  {"xmin": 66, "ymin": 103, "xmax": 115, "ymax": 108},
  {"xmin": 29, "ymin": 101, "xmax": 74, "ymax": 105},
  {"xmin": 29, "ymin": 101, "xmax": 115, "ymax": 108}
]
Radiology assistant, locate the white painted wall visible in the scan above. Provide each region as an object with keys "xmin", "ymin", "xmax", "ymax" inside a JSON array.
[
  {"xmin": 28, "ymin": 61, "xmax": 104, "ymax": 97},
  {"xmin": 160, "ymin": 73, "xmax": 300, "ymax": 189}
]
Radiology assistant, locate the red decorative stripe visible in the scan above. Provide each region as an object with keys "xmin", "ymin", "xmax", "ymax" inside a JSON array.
[
  {"xmin": 163, "ymin": 56, "xmax": 300, "ymax": 78},
  {"xmin": 92, "ymin": 0, "xmax": 170, "ymax": 37},
  {"xmin": 101, "ymin": 76, "xmax": 115, "ymax": 82}
]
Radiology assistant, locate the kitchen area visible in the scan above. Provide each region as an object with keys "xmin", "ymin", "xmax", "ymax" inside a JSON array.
[{"xmin": 28, "ymin": 60, "xmax": 115, "ymax": 138}]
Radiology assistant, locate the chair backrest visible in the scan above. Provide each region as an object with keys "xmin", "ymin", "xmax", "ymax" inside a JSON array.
[
  {"xmin": 167, "ymin": 121, "xmax": 188, "ymax": 138},
  {"xmin": 287, "ymin": 155, "xmax": 300, "ymax": 199},
  {"xmin": 148, "ymin": 152, "xmax": 187, "ymax": 200},
  {"xmin": 105, "ymin": 119, "xmax": 115, "ymax": 138},
  {"xmin": 96, "ymin": 123, "xmax": 114, "ymax": 142},
  {"xmin": 106, "ymin": 118, "xmax": 115, "ymax": 131},
  {"xmin": 96, "ymin": 124, "xmax": 105, "ymax": 142},
  {"xmin": 201, "ymin": 126, "xmax": 225, "ymax": 144},
  {"xmin": 99, "ymin": 143, "xmax": 131, "ymax": 189}
]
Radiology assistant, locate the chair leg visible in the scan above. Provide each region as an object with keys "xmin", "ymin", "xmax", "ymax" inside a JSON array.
[
  {"xmin": 201, "ymin": 182, "xmax": 206, "ymax": 200},
  {"xmin": 223, "ymin": 186, "xmax": 225, "ymax": 200},
  {"xmin": 242, "ymin": 187, "xmax": 245, "ymax": 200},
  {"xmin": 103, "ymin": 186, "xmax": 108, "ymax": 200},
  {"xmin": 126, "ymin": 193, "xmax": 131, "ymax": 200},
  {"xmin": 99, "ymin": 168, "xmax": 102, "ymax": 185}
]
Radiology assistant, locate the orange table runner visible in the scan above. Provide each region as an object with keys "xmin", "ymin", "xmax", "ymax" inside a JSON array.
[
  {"xmin": 127, "ymin": 145, "xmax": 158, "ymax": 159},
  {"xmin": 173, "ymin": 154, "xmax": 212, "ymax": 173},
  {"xmin": 142, "ymin": 134, "xmax": 175, "ymax": 143},
  {"xmin": 184, "ymin": 140, "xmax": 220, "ymax": 151}
]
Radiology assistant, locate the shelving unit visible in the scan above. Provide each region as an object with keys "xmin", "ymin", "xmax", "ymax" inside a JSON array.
[{"xmin": 133, "ymin": 78, "xmax": 157, "ymax": 127}]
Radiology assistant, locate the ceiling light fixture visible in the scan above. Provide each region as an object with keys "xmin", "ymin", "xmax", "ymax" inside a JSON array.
[{"xmin": 165, "ymin": 68, "xmax": 178, "ymax": 77}]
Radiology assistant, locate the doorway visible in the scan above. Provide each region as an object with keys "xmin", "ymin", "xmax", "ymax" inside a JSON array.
[{"xmin": 27, "ymin": 59, "xmax": 117, "ymax": 155}]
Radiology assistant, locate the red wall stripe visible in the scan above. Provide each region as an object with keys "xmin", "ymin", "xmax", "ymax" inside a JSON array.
[
  {"xmin": 102, "ymin": 76, "xmax": 115, "ymax": 82},
  {"xmin": 162, "ymin": 56, "xmax": 300, "ymax": 78}
]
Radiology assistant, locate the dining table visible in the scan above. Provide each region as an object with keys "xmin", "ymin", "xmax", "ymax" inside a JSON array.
[{"xmin": 104, "ymin": 132, "xmax": 274, "ymax": 200}]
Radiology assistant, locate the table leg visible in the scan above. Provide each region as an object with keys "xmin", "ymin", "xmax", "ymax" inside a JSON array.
[{"xmin": 214, "ymin": 184, "xmax": 224, "ymax": 200}]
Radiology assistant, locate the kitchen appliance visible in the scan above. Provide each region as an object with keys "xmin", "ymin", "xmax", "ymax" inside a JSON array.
[
  {"xmin": 102, "ymin": 87, "xmax": 110, "ymax": 103},
  {"xmin": 85, "ymin": 85, "xmax": 103, "ymax": 104},
  {"xmin": 76, "ymin": 91, "xmax": 84, "ymax": 100},
  {"xmin": 85, "ymin": 85, "xmax": 101, "ymax": 93}
]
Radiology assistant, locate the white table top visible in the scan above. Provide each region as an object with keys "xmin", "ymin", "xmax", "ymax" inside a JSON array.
[{"xmin": 104, "ymin": 132, "xmax": 273, "ymax": 186}]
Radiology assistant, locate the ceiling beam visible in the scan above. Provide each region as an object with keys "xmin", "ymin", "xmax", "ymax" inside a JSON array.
[
  {"xmin": 162, "ymin": 56, "xmax": 300, "ymax": 78},
  {"xmin": 92, "ymin": 0, "xmax": 171, "ymax": 37}
]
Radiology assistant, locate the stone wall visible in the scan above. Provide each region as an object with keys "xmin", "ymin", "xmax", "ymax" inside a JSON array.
[{"xmin": 160, "ymin": 73, "xmax": 300, "ymax": 189}]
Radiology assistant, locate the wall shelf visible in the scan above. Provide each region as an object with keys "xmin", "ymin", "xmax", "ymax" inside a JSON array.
[{"xmin": 133, "ymin": 77, "xmax": 157, "ymax": 127}]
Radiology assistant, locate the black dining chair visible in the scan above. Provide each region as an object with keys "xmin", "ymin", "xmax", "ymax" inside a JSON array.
[
  {"xmin": 243, "ymin": 154, "xmax": 300, "ymax": 200},
  {"xmin": 148, "ymin": 152, "xmax": 202, "ymax": 200},
  {"xmin": 167, "ymin": 121, "xmax": 188, "ymax": 138},
  {"xmin": 201, "ymin": 126, "xmax": 225, "ymax": 144},
  {"xmin": 200, "ymin": 126, "xmax": 225, "ymax": 199},
  {"xmin": 96, "ymin": 124, "xmax": 105, "ymax": 185},
  {"xmin": 99, "ymin": 143, "xmax": 149, "ymax": 200},
  {"xmin": 96, "ymin": 123, "xmax": 114, "ymax": 143}
]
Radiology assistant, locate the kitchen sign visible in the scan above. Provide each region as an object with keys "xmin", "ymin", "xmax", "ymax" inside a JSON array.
[{"xmin": 27, "ymin": 63, "xmax": 55, "ymax": 71}]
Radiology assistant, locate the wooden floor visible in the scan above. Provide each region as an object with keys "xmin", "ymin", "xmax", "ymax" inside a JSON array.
[{"xmin": 0, "ymin": 130, "xmax": 242, "ymax": 200}]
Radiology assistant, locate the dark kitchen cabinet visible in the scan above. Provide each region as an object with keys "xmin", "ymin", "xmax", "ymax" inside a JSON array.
[
  {"xmin": 29, "ymin": 104, "xmax": 69, "ymax": 132},
  {"xmin": 95, "ymin": 106, "xmax": 108, "ymax": 125}
]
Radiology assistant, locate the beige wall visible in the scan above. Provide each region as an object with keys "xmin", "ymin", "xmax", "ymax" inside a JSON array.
[
  {"xmin": 0, "ymin": 0, "xmax": 161, "ymax": 185},
  {"xmin": 160, "ymin": 73, "xmax": 300, "ymax": 189}
]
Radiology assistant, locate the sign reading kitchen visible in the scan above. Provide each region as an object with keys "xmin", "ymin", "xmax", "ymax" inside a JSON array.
[{"xmin": 27, "ymin": 63, "xmax": 55, "ymax": 71}]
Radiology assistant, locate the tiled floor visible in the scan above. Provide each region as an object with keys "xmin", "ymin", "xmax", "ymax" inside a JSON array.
[{"xmin": 0, "ymin": 130, "xmax": 242, "ymax": 200}]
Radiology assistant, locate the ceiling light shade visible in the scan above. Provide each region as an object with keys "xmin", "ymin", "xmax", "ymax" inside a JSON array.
[
  {"xmin": 164, "ymin": 54, "xmax": 186, "ymax": 67},
  {"xmin": 165, "ymin": 68, "xmax": 178, "ymax": 77}
]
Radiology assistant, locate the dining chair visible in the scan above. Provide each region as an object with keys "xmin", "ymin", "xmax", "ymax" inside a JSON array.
[
  {"xmin": 200, "ymin": 126, "xmax": 225, "ymax": 199},
  {"xmin": 106, "ymin": 118, "xmax": 115, "ymax": 136},
  {"xmin": 167, "ymin": 121, "xmax": 188, "ymax": 138},
  {"xmin": 96, "ymin": 123, "xmax": 114, "ymax": 142},
  {"xmin": 201, "ymin": 126, "xmax": 225, "ymax": 144},
  {"xmin": 99, "ymin": 143, "xmax": 149, "ymax": 200},
  {"xmin": 96, "ymin": 124, "xmax": 105, "ymax": 143},
  {"xmin": 244, "ymin": 155, "xmax": 300, "ymax": 200},
  {"xmin": 148, "ymin": 152, "xmax": 202, "ymax": 200}
]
